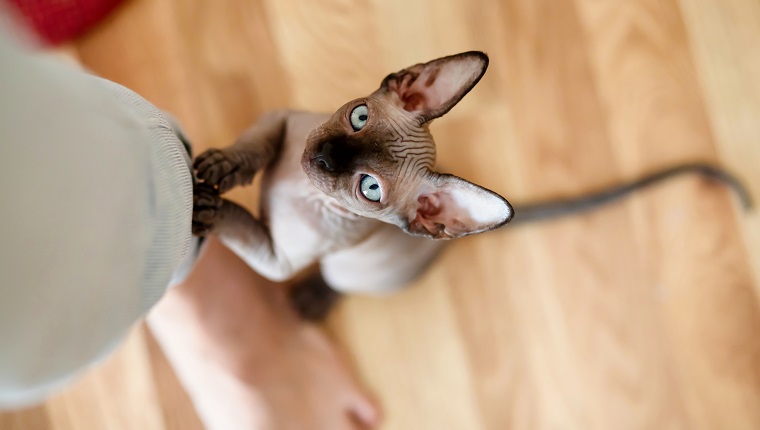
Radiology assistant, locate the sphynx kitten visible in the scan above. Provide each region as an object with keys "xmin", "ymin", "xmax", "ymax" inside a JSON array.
[{"xmin": 192, "ymin": 51, "xmax": 751, "ymax": 319}]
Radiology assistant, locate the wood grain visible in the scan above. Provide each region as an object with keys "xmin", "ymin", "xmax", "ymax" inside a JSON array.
[{"xmin": 1, "ymin": 0, "xmax": 759, "ymax": 429}]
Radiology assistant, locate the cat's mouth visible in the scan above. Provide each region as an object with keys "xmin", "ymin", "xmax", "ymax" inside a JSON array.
[
  {"xmin": 303, "ymin": 127, "xmax": 334, "ymax": 174},
  {"xmin": 300, "ymin": 149, "xmax": 335, "ymax": 194}
]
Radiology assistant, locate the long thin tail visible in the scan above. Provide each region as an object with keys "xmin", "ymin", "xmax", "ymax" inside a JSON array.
[{"xmin": 511, "ymin": 163, "xmax": 753, "ymax": 225}]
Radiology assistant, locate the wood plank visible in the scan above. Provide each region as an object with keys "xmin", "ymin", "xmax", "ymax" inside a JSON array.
[
  {"xmin": 0, "ymin": 405, "xmax": 52, "ymax": 430},
  {"xmin": 473, "ymin": 2, "xmax": 663, "ymax": 428},
  {"xmin": 678, "ymin": 0, "xmax": 760, "ymax": 294},
  {"xmin": 44, "ymin": 328, "xmax": 165, "ymax": 430},
  {"xmin": 575, "ymin": 1, "xmax": 760, "ymax": 428}
]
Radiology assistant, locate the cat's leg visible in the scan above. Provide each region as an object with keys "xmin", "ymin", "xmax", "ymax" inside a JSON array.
[
  {"xmin": 288, "ymin": 224, "xmax": 443, "ymax": 320},
  {"xmin": 289, "ymin": 272, "xmax": 342, "ymax": 321},
  {"xmin": 193, "ymin": 184, "xmax": 298, "ymax": 282},
  {"xmin": 194, "ymin": 110, "xmax": 288, "ymax": 193},
  {"xmin": 319, "ymin": 223, "xmax": 445, "ymax": 295}
]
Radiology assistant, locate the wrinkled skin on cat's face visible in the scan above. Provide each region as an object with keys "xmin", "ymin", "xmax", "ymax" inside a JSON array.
[
  {"xmin": 302, "ymin": 96, "xmax": 434, "ymax": 229},
  {"xmin": 301, "ymin": 52, "xmax": 513, "ymax": 239}
]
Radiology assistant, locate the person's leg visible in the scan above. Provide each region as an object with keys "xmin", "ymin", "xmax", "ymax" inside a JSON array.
[
  {"xmin": 147, "ymin": 237, "xmax": 380, "ymax": 430},
  {"xmin": 0, "ymin": 18, "xmax": 193, "ymax": 405}
]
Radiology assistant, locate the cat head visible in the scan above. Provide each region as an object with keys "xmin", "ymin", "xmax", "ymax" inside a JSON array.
[{"xmin": 301, "ymin": 51, "xmax": 512, "ymax": 239}]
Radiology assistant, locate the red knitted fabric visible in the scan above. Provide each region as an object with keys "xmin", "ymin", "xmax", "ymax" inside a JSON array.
[{"xmin": 6, "ymin": 0, "xmax": 126, "ymax": 44}]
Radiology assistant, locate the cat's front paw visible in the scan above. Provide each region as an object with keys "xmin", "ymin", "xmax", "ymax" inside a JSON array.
[
  {"xmin": 194, "ymin": 148, "xmax": 255, "ymax": 193},
  {"xmin": 192, "ymin": 183, "xmax": 224, "ymax": 236}
]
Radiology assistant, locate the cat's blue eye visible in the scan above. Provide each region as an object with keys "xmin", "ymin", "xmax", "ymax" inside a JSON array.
[
  {"xmin": 360, "ymin": 174, "xmax": 382, "ymax": 202},
  {"xmin": 350, "ymin": 104, "xmax": 369, "ymax": 131}
]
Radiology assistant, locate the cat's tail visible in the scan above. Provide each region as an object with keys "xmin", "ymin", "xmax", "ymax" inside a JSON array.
[{"xmin": 510, "ymin": 163, "xmax": 753, "ymax": 225}]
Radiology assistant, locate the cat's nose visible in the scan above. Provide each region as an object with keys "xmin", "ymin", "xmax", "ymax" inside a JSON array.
[{"xmin": 314, "ymin": 142, "xmax": 335, "ymax": 172}]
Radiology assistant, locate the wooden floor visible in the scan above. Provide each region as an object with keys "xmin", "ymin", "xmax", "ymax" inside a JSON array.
[{"xmin": 2, "ymin": 0, "xmax": 760, "ymax": 429}]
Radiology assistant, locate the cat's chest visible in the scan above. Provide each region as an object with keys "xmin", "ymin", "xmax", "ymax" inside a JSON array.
[{"xmin": 265, "ymin": 174, "xmax": 375, "ymax": 246}]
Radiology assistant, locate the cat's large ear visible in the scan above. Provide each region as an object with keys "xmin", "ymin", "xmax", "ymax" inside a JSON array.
[
  {"xmin": 405, "ymin": 173, "xmax": 513, "ymax": 239},
  {"xmin": 378, "ymin": 51, "xmax": 489, "ymax": 123}
]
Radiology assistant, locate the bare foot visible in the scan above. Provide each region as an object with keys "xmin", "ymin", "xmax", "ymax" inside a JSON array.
[{"xmin": 147, "ymin": 238, "xmax": 380, "ymax": 430}]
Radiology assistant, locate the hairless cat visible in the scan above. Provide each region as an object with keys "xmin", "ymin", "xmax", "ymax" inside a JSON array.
[{"xmin": 192, "ymin": 51, "xmax": 751, "ymax": 319}]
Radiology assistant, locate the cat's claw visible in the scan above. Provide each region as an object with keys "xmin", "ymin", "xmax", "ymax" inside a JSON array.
[
  {"xmin": 192, "ymin": 183, "xmax": 223, "ymax": 236},
  {"xmin": 194, "ymin": 148, "xmax": 255, "ymax": 193}
]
